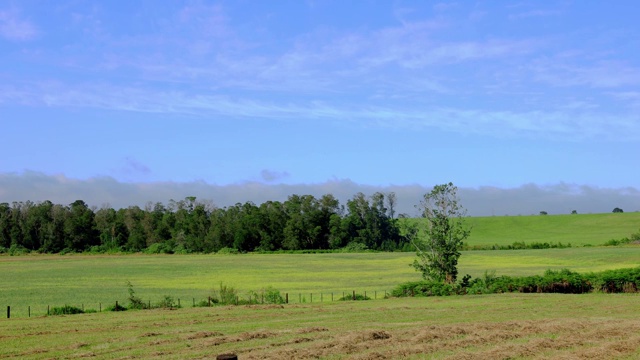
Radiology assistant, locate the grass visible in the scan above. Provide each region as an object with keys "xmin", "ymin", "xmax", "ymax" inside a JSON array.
[
  {"xmin": 1, "ymin": 293, "xmax": 639, "ymax": 359},
  {"xmin": 465, "ymin": 212, "xmax": 640, "ymax": 247},
  {"xmin": 2, "ymin": 247, "xmax": 640, "ymax": 317}
]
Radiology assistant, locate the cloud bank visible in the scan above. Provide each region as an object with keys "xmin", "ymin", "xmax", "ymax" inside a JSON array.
[{"xmin": 1, "ymin": 172, "xmax": 637, "ymax": 216}]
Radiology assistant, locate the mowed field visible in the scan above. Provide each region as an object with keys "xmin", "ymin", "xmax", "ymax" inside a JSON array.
[
  {"xmin": 2, "ymin": 294, "xmax": 639, "ymax": 359},
  {"xmin": 1, "ymin": 212, "xmax": 639, "ymax": 358}
]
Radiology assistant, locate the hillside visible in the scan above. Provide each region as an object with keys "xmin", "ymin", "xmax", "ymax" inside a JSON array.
[{"xmin": 465, "ymin": 212, "xmax": 640, "ymax": 247}]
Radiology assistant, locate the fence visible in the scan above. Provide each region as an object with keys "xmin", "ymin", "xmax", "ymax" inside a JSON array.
[{"xmin": 4, "ymin": 290, "xmax": 391, "ymax": 319}]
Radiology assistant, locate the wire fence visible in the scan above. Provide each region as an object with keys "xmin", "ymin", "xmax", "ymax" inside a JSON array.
[{"xmin": 4, "ymin": 290, "xmax": 392, "ymax": 319}]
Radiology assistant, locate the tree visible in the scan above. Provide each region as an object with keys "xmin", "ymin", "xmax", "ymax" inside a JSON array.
[
  {"xmin": 411, "ymin": 183, "xmax": 470, "ymax": 283},
  {"xmin": 613, "ymin": 207, "xmax": 624, "ymax": 213}
]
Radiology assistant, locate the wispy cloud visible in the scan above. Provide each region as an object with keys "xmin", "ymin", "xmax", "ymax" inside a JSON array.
[
  {"xmin": 1, "ymin": 172, "xmax": 638, "ymax": 216},
  {"xmin": 3, "ymin": 81, "xmax": 639, "ymax": 141},
  {"xmin": 0, "ymin": 9, "xmax": 38, "ymax": 41},
  {"xmin": 260, "ymin": 169, "xmax": 290, "ymax": 183}
]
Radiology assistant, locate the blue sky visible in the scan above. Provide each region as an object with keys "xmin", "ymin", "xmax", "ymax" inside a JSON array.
[{"xmin": 1, "ymin": 1, "xmax": 639, "ymax": 215}]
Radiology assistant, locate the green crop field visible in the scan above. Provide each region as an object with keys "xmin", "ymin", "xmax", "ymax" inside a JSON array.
[
  {"xmin": 2, "ymin": 293, "xmax": 639, "ymax": 359},
  {"xmin": 2, "ymin": 246, "xmax": 640, "ymax": 317},
  {"xmin": 463, "ymin": 212, "xmax": 640, "ymax": 247}
]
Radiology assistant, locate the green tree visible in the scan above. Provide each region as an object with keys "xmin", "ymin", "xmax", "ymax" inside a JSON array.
[
  {"xmin": 613, "ymin": 207, "xmax": 624, "ymax": 213},
  {"xmin": 411, "ymin": 183, "xmax": 470, "ymax": 283}
]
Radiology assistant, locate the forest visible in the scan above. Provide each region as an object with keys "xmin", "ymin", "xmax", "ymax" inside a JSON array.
[{"xmin": 0, "ymin": 192, "xmax": 411, "ymax": 254}]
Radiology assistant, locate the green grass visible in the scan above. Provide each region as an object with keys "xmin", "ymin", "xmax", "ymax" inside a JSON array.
[
  {"xmin": 404, "ymin": 212, "xmax": 640, "ymax": 247},
  {"xmin": 2, "ymin": 247, "xmax": 640, "ymax": 317},
  {"xmin": 2, "ymin": 294, "xmax": 639, "ymax": 359}
]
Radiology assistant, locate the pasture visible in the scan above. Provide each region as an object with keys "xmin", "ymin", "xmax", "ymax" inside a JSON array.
[
  {"xmin": 2, "ymin": 293, "xmax": 639, "ymax": 359},
  {"xmin": 462, "ymin": 212, "xmax": 640, "ymax": 247},
  {"xmin": 2, "ymin": 247, "xmax": 640, "ymax": 317}
]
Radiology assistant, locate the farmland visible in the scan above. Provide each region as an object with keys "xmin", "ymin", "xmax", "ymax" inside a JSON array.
[
  {"xmin": 1, "ymin": 212, "xmax": 639, "ymax": 358},
  {"xmin": 2, "ymin": 294, "xmax": 639, "ymax": 359}
]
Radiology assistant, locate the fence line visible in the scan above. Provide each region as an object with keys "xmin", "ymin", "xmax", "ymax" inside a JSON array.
[{"xmin": 4, "ymin": 290, "xmax": 392, "ymax": 319}]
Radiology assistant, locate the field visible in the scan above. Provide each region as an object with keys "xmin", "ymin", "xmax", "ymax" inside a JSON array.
[
  {"xmin": 2, "ymin": 247, "xmax": 640, "ymax": 317},
  {"xmin": 461, "ymin": 212, "xmax": 640, "ymax": 247},
  {"xmin": 2, "ymin": 294, "xmax": 639, "ymax": 359},
  {"xmin": 2, "ymin": 212, "xmax": 640, "ymax": 358}
]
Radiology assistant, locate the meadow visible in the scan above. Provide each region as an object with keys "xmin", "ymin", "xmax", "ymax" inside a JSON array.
[
  {"xmin": 2, "ymin": 247, "xmax": 640, "ymax": 317},
  {"xmin": 459, "ymin": 212, "xmax": 640, "ymax": 247}
]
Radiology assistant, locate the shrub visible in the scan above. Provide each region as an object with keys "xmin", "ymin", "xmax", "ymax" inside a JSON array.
[
  {"xmin": 8, "ymin": 244, "xmax": 30, "ymax": 256},
  {"xmin": 392, "ymin": 281, "xmax": 458, "ymax": 297},
  {"xmin": 126, "ymin": 281, "xmax": 148, "ymax": 310},
  {"xmin": 49, "ymin": 305, "xmax": 85, "ymax": 315},
  {"xmin": 156, "ymin": 295, "xmax": 179, "ymax": 309},
  {"xmin": 263, "ymin": 286, "xmax": 285, "ymax": 304},
  {"xmin": 341, "ymin": 242, "xmax": 369, "ymax": 253},
  {"xmin": 145, "ymin": 243, "xmax": 174, "ymax": 254},
  {"xmin": 338, "ymin": 293, "xmax": 371, "ymax": 301},
  {"xmin": 210, "ymin": 283, "xmax": 239, "ymax": 305}
]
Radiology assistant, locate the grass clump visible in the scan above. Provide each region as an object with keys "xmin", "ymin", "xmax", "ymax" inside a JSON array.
[{"xmin": 48, "ymin": 305, "xmax": 85, "ymax": 315}]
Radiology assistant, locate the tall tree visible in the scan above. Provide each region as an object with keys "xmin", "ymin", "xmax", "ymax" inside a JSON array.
[{"xmin": 412, "ymin": 183, "xmax": 470, "ymax": 283}]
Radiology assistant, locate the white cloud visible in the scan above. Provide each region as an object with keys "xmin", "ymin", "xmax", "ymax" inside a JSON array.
[
  {"xmin": 0, "ymin": 9, "xmax": 38, "ymax": 41},
  {"xmin": 1, "ymin": 172, "xmax": 638, "ymax": 216}
]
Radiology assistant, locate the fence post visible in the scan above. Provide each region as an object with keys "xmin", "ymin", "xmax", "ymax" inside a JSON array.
[
  {"xmin": 29, "ymin": 306, "xmax": 31, "ymax": 317},
  {"xmin": 99, "ymin": 303, "xmax": 101, "ymax": 312},
  {"xmin": 148, "ymin": 300, "xmax": 151, "ymax": 309},
  {"xmin": 364, "ymin": 291, "xmax": 367, "ymax": 299},
  {"xmin": 353, "ymin": 290, "xmax": 356, "ymax": 300},
  {"xmin": 193, "ymin": 298, "xmax": 195, "ymax": 307},
  {"xmin": 6, "ymin": 306, "xmax": 9, "ymax": 319},
  {"xmin": 178, "ymin": 299, "xmax": 180, "ymax": 308},
  {"xmin": 310, "ymin": 293, "xmax": 313, "ymax": 303},
  {"xmin": 285, "ymin": 293, "xmax": 288, "ymax": 304},
  {"xmin": 47, "ymin": 305, "xmax": 50, "ymax": 315},
  {"xmin": 208, "ymin": 296, "xmax": 211, "ymax": 307}
]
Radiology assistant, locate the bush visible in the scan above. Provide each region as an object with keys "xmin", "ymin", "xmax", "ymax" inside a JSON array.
[
  {"xmin": 8, "ymin": 244, "xmax": 30, "ymax": 256},
  {"xmin": 145, "ymin": 243, "xmax": 174, "ymax": 254},
  {"xmin": 392, "ymin": 281, "xmax": 458, "ymax": 297},
  {"xmin": 263, "ymin": 286, "xmax": 285, "ymax": 304},
  {"xmin": 156, "ymin": 295, "xmax": 179, "ymax": 309},
  {"xmin": 338, "ymin": 293, "xmax": 371, "ymax": 301},
  {"xmin": 126, "ymin": 281, "xmax": 148, "ymax": 310},
  {"xmin": 49, "ymin": 305, "xmax": 85, "ymax": 315},
  {"xmin": 210, "ymin": 283, "xmax": 239, "ymax": 305},
  {"xmin": 341, "ymin": 242, "xmax": 369, "ymax": 253}
]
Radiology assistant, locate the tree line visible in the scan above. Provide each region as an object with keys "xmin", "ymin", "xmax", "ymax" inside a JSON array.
[{"xmin": 0, "ymin": 192, "xmax": 412, "ymax": 254}]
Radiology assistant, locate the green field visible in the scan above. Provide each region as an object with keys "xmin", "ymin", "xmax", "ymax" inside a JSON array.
[
  {"xmin": 2, "ymin": 246, "xmax": 640, "ymax": 317},
  {"xmin": 2, "ymin": 212, "xmax": 640, "ymax": 358},
  {"xmin": 464, "ymin": 212, "xmax": 640, "ymax": 247},
  {"xmin": 2, "ymin": 294, "xmax": 639, "ymax": 359}
]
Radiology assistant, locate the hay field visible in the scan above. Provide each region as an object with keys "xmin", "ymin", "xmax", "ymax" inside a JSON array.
[{"xmin": 2, "ymin": 293, "xmax": 639, "ymax": 359}]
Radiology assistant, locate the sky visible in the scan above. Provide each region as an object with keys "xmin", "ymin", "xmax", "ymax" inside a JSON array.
[{"xmin": 1, "ymin": 1, "xmax": 639, "ymax": 216}]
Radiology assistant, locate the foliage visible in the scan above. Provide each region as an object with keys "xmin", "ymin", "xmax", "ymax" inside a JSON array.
[
  {"xmin": 338, "ymin": 293, "xmax": 371, "ymax": 301},
  {"xmin": 263, "ymin": 286, "xmax": 285, "ymax": 304},
  {"xmin": 210, "ymin": 283, "xmax": 239, "ymax": 305},
  {"xmin": 612, "ymin": 207, "xmax": 624, "ymax": 213},
  {"xmin": 48, "ymin": 305, "xmax": 85, "ymax": 315},
  {"xmin": 156, "ymin": 295, "xmax": 179, "ymax": 309},
  {"xmin": 411, "ymin": 183, "xmax": 470, "ymax": 283},
  {"xmin": 394, "ymin": 267, "xmax": 640, "ymax": 296},
  {"xmin": 0, "ymin": 193, "xmax": 408, "ymax": 255},
  {"xmin": 127, "ymin": 281, "xmax": 148, "ymax": 310}
]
